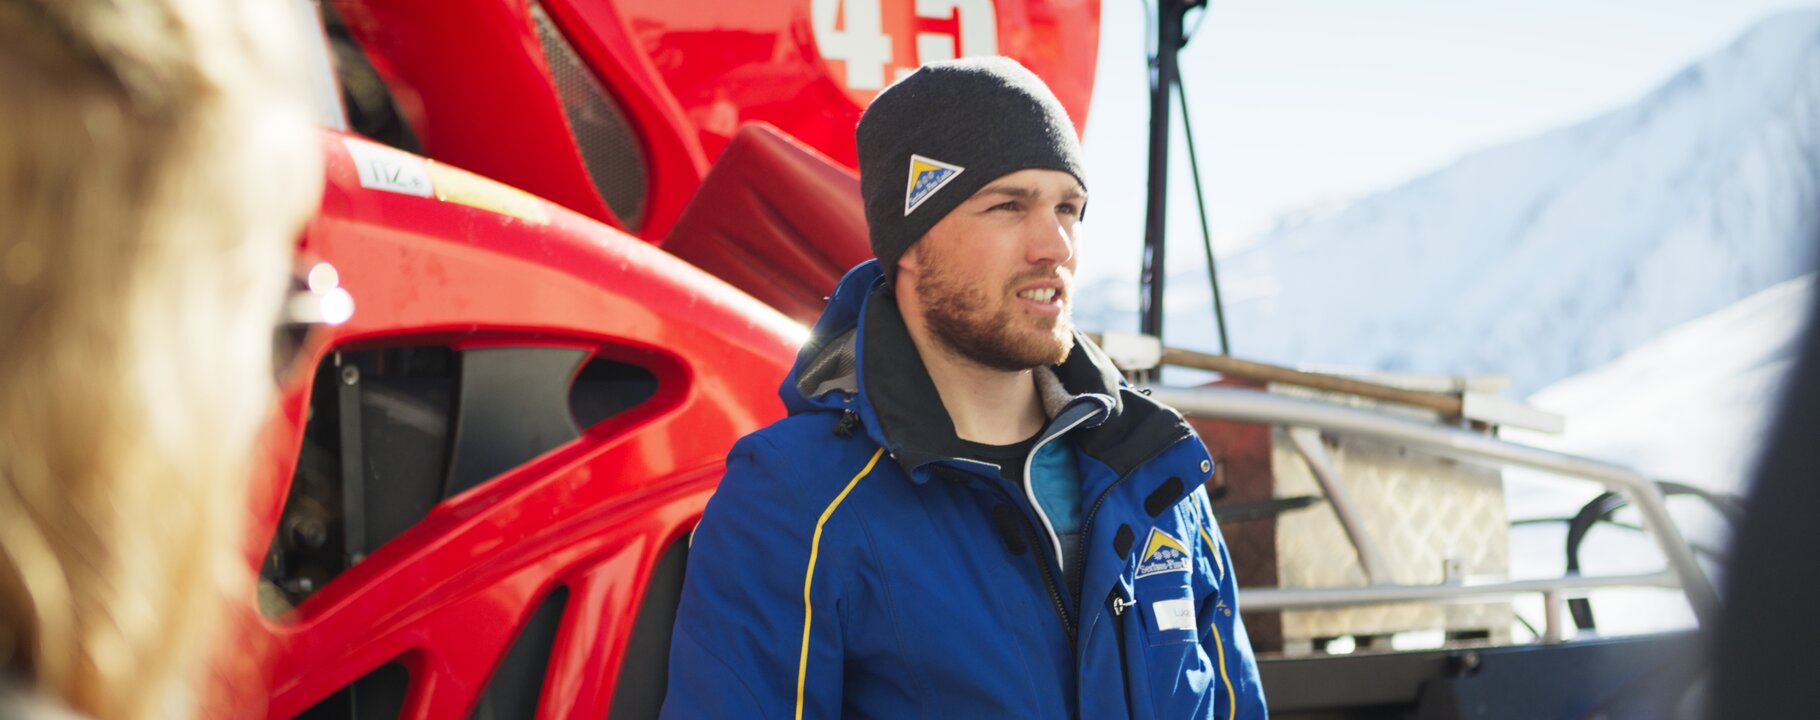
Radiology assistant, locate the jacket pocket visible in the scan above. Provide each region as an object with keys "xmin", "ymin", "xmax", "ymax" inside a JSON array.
[
  {"xmin": 1122, "ymin": 578, "xmax": 1218, "ymax": 720},
  {"xmin": 1134, "ymin": 573, "xmax": 1198, "ymax": 647}
]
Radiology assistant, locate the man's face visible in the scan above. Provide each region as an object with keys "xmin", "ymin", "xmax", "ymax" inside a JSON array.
[{"xmin": 902, "ymin": 168, "xmax": 1083, "ymax": 371}]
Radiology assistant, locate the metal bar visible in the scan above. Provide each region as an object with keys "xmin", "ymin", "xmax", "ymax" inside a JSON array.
[
  {"xmin": 1210, "ymin": 495, "xmax": 1324, "ymax": 523},
  {"xmin": 1287, "ymin": 427, "xmax": 1393, "ymax": 585},
  {"xmin": 1239, "ymin": 571, "xmax": 1679, "ymax": 611},
  {"xmin": 337, "ymin": 362, "xmax": 367, "ymax": 566},
  {"xmin": 1175, "ymin": 75, "xmax": 1230, "ymax": 355},
  {"xmin": 1082, "ymin": 333, "xmax": 1464, "ymax": 415},
  {"xmin": 1543, "ymin": 590, "xmax": 1565, "ymax": 643},
  {"xmin": 1162, "ymin": 346, "xmax": 1464, "ymax": 416},
  {"xmin": 1140, "ymin": 0, "xmax": 1186, "ymax": 341},
  {"xmin": 1149, "ymin": 385, "xmax": 1719, "ymax": 624}
]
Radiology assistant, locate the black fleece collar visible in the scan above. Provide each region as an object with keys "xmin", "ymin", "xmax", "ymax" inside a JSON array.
[{"xmin": 858, "ymin": 284, "xmax": 1191, "ymax": 480}]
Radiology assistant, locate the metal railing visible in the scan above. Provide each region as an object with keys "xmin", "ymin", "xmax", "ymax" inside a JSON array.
[{"xmin": 1147, "ymin": 385, "xmax": 1720, "ymax": 639}]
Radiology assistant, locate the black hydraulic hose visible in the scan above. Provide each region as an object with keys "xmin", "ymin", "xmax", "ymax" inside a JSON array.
[
  {"xmin": 1564, "ymin": 482, "xmax": 1743, "ymax": 631},
  {"xmin": 1209, "ymin": 495, "xmax": 1322, "ymax": 523},
  {"xmin": 1564, "ymin": 492, "xmax": 1629, "ymax": 630},
  {"xmin": 1174, "ymin": 75, "xmax": 1231, "ymax": 355},
  {"xmin": 1513, "ymin": 517, "xmax": 1728, "ymax": 561}
]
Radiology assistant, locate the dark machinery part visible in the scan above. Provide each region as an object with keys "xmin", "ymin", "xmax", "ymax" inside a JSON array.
[
  {"xmin": 1142, "ymin": 0, "xmax": 1232, "ymax": 359},
  {"xmin": 1260, "ymin": 632, "xmax": 1704, "ymax": 719},
  {"xmin": 1563, "ymin": 482, "xmax": 1742, "ymax": 631},
  {"xmin": 1140, "ymin": 0, "xmax": 1193, "ymax": 341},
  {"xmin": 260, "ymin": 346, "xmax": 656, "ymax": 613},
  {"xmin": 1210, "ymin": 495, "xmax": 1323, "ymax": 523}
]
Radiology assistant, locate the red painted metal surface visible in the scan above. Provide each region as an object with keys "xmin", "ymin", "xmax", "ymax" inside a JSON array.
[
  {"xmin": 329, "ymin": 0, "xmax": 1097, "ymax": 241},
  {"xmin": 244, "ymin": 132, "xmax": 800, "ymax": 717},
  {"xmin": 601, "ymin": 0, "xmax": 1099, "ymax": 167},
  {"xmin": 660, "ymin": 122, "xmax": 872, "ymax": 324},
  {"xmin": 330, "ymin": 0, "xmax": 618, "ymax": 229}
]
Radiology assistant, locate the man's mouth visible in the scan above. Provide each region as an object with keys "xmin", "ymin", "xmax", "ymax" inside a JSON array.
[{"xmin": 1013, "ymin": 281, "xmax": 1068, "ymax": 316}]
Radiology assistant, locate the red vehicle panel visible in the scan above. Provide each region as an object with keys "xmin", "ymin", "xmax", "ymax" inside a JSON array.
[
  {"xmin": 247, "ymin": 133, "xmax": 799, "ymax": 717},
  {"xmin": 327, "ymin": 0, "xmax": 1096, "ymax": 241},
  {"xmin": 602, "ymin": 0, "xmax": 1100, "ymax": 166}
]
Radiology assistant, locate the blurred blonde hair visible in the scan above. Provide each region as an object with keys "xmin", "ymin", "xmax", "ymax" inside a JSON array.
[{"xmin": 0, "ymin": 0, "xmax": 323, "ymax": 717}]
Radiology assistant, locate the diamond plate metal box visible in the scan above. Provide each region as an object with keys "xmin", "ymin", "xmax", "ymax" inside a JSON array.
[{"xmin": 1192, "ymin": 381, "xmax": 1513, "ymax": 654}]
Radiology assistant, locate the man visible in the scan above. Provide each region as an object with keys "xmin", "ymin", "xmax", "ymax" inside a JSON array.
[{"xmin": 663, "ymin": 57, "xmax": 1267, "ymax": 719}]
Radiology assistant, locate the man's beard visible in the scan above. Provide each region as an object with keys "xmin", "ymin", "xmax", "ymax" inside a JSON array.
[{"xmin": 915, "ymin": 262, "xmax": 1075, "ymax": 372}]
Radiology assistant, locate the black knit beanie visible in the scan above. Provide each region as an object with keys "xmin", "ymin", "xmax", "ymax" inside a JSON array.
[{"xmin": 855, "ymin": 57, "xmax": 1086, "ymax": 279}]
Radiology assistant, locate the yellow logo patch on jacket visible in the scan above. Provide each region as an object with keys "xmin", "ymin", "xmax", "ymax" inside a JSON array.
[{"xmin": 1135, "ymin": 528, "xmax": 1190, "ymax": 579}]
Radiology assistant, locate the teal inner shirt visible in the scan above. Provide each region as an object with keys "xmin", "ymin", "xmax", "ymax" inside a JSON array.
[
  {"xmin": 1030, "ymin": 438, "xmax": 1084, "ymax": 592},
  {"xmin": 1030, "ymin": 438, "xmax": 1083, "ymax": 533}
]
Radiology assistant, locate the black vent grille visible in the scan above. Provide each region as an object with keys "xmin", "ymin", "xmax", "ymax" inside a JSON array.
[{"xmin": 530, "ymin": 3, "xmax": 649, "ymax": 230}]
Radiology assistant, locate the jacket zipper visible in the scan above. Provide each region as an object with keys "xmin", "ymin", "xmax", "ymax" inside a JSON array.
[
  {"xmin": 1029, "ymin": 515, "xmax": 1076, "ymax": 641},
  {"xmin": 1072, "ymin": 429, "xmax": 1193, "ymax": 604},
  {"xmin": 966, "ymin": 463, "xmax": 1077, "ymax": 640},
  {"xmin": 1017, "ymin": 412, "xmax": 1098, "ymax": 642}
]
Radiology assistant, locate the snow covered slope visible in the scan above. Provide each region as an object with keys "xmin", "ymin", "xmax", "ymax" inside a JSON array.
[
  {"xmin": 1512, "ymin": 273, "xmax": 1815, "ymax": 496},
  {"xmin": 1502, "ymin": 273, "xmax": 1814, "ymax": 531},
  {"xmin": 1077, "ymin": 11, "xmax": 1820, "ymax": 395}
]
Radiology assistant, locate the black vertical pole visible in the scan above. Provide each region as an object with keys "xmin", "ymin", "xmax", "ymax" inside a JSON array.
[
  {"xmin": 1141, "ymin": 0, "xmax": 1187, "ymax": 341},
  {"xmin": 1176, "ymin": 79, "xmax": 1231, "ymax": 355}
]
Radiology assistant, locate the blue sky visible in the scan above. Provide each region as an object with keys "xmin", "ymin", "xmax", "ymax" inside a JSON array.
[{"xmin": 1078, "ymin": 0, "xmax": 1820, "ymax": 286}]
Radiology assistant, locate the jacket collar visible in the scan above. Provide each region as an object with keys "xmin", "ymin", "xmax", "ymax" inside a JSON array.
[{"xmin": 783, "ymin": 260, "xmax": 1194, "ymax": 482}]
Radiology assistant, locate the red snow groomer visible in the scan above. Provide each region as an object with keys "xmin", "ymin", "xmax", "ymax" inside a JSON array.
[{"xmin": 252, "ymin": 0, "xmax": 1722, "ymax": 717}]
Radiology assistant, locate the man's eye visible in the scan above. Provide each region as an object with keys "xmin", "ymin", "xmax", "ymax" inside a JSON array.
[
  {"xmin": 1057, "ymin": 203, "xmax": 1080, "ymax": 216},
  {"xmin": 991, "ymin": 201, "xmax": 1020, "ymax": 212}
]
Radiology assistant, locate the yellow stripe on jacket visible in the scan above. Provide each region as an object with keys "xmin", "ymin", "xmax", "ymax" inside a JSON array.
[
  {"xmin": 796, "ymin": 448, "xmax": 885, "ymax": 720},
  {"xmin": 1202, "ymin": 511, "xmax": 1237, "ymax": 719}
]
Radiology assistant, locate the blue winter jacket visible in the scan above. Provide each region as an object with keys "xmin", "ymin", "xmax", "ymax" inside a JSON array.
[{"xmin": 662, "ymin": 260, "xmax": 1267, "ymax": 719}]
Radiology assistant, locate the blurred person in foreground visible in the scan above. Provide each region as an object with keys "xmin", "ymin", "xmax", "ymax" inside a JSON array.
[
  {"xmin": 1706, "ymin": 245, "xmax": 1820, "ymax": 716},
  {"xmin": 0, "ymin": 0, "xmax": 322, "ymax": 717}
]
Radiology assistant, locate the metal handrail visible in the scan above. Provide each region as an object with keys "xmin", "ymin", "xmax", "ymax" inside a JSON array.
[
  {"xmin": 1147, "ymin": 385, "xmax": 1719, "ymax": 626},
  {"xmin": 1240, "ymin": 571, "xmax": 1679, "ymax": 610}
]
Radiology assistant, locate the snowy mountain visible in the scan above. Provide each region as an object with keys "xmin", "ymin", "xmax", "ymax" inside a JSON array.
[{"xmin": 1077, "ymin": 11, "xmax": 1820, "ymax": 396}]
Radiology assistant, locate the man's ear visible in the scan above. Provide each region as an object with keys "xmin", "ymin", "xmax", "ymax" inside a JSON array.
[{"xmin": 896, "ymin": 242, "xmax": 921, "ymax": 279}]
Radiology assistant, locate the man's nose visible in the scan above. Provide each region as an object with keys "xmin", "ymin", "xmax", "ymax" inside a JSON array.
[{"xmin": 1026, "ymin": 212, "xmax": 1075, "ymax": 266}]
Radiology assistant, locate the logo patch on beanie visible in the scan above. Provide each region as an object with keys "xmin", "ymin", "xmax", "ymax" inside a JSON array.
[{"xmin": 905, "ymin": 154, "xmax": 965, "ymax": 216}]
